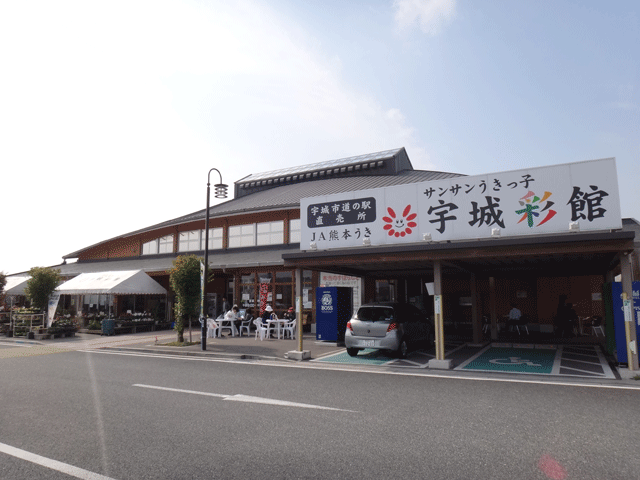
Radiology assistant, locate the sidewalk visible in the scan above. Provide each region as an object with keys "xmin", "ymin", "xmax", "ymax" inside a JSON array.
[
  {"xmin": 4, "ymin": 330, "xmax": 639, "ymax": 383},
  {"xmin": 1, "ymin": 330, "xmax": 343, "ymax": 362}
]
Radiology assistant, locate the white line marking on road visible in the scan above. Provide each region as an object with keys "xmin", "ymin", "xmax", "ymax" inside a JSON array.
[
  {"xmin": 133, "ymin": 384, "xmax": 357, "ymax": 412},
  {"xmin": 83, "ymin": 348, "xmax": 640, "ymax": 391},
  {"xmin": 0, "ymin": 341, "xmax": 34, "ymax": 348},
  {"xmin": 558, "ymin": 366, "xmax": 606, "ymax": 376},
  {"xmin": 133, "ymin": 384, "xmax": 228, "ymax": 398},
  {"xmin": 225, "ymin": 394, "xmax": 356, "ymax": 411},
  {"xmin": 0, "ymin": 441, "xmax": 117, "ymax": 480}
]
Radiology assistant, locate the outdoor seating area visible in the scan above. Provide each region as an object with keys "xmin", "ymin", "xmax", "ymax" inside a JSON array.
[{"xmin": 208, "ymin": 312, "xmax": 297, "ymax": 341}]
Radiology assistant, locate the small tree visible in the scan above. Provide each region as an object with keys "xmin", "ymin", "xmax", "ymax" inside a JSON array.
[
  {"xmin": 0, "ymin": 271, "xmax": 6, "ymax": 310},
  {"xmin": 25, "ymin": 267, "xmax": 61, "ymax": 313},
  {"xmin": 169, "ymin": 255, "xmax": 202, "ymax": 343}
]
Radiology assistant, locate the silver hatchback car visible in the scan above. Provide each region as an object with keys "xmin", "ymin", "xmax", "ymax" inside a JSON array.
[{"xmin": 344, "ymin": 302, "xmax": 433, "ymax": 358}]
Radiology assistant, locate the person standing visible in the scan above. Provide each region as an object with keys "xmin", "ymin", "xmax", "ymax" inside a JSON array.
[{"xmin": 220, "ymin": 296, "xmax": 230, "ymax": 318}]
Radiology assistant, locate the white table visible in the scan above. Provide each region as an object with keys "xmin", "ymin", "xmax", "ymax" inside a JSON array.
[
  {"xmin": 217, "ymin": 316, "xmax": 239, "ymax": 337},
  {"xmin": 267, "ymin": 318, "xmax": 287, "ymax": 339}
]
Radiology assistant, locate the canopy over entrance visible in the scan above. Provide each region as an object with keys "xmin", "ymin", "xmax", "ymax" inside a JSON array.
[
  {"xmin": 56, "ymin": 270, "xmax": 167, "ymax": 295},
  {"xmin": 3, "ymin": 276, "xmax": 30, "ymax": 296}
]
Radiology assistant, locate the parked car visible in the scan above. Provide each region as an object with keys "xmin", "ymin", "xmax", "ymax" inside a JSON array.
[{"xmin": 344, "ymin": 302, "xmax": 433, "ymax": 358}]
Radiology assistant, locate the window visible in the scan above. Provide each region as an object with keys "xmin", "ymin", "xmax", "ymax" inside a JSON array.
[
  {"xmin": 158, "ymin": 235, "xmax": 174, "ymax": 254},
  {"xmin": 178, "ymin": 229, "xmax": 224, "ymax": 252},
  {"xmin": 229, "ymin": 224, "xmax": 255, "ymax": 248},
  {"xmin": 142, "ymin": 240, "xmax": 158, "ymax": 255},
  {"xmin": 142, "ymin": 235, "xmax": 173, "ymax": 255},
  {"xmin": 257, "ymin": 221, "xmax": 283, "ymax": 246},
  {"xmin": 179, "ymin": 231, "xmax": 200, "ymax": 252},
  {"xmin": 289, "ymin": 219, "xmax": 301, "ymax": 243},
  {"xmin": 203, "ymin": 228, "xmax": 223, "ymax": 250}
]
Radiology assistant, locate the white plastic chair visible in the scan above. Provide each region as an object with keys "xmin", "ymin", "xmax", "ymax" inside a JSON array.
[
  {"xmin": 206, "ymin": 318, "xmax": 220, "ymax": 338},
  {"xmin": 591, "ymin": 317, "xmax": 604, "ymax": 337},
  {"xmin": 283, "ymin": 318, "xmax": 296, "ymax": 339},
  {"xmin": 254, "ymin": 318, "xmax": 268, "ymax": 341},
  {"xmin": 238, "ymin": 315, "xmax": 252, "ymax": 337}
]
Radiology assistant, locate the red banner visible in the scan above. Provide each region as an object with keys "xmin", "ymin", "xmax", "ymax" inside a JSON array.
[{"xmin": 259, "ymin": 283, "xmax": 269, "ymax": 314}]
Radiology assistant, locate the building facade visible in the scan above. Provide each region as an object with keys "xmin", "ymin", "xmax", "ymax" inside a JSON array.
[{"xmin": 33, "ymin": 148, "xmax": 638, "ymax": 353}]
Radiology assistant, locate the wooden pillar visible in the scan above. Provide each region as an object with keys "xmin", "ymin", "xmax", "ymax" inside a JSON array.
[
  {"xmin": 489, "ymin": 277, "xmax": 498, "ymax": 341},
  {"xmin": 433, "ymin": 260, "xmax": 445, "ymax": 360},
  {"xmin": 471, "ymin": 273, "xmax": 482, "ymax": 344},
  {"xmin": 296, "ymin": 268, "xmax": 303, "ymax": 352}
]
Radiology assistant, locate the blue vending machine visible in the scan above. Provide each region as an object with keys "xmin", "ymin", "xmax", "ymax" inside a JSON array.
[
  {"xmin": 315, "ymin": 286, "xmax": 352, "ymax": 343},
  {"xmin": 609, "ymin": 282, "xmax": 640, "ymax": 364}
]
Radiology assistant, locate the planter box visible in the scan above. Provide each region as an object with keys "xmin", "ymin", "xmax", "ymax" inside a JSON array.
[{"xmin": 34, "ymin": 333, "xmax": 51, "ymax": 340}]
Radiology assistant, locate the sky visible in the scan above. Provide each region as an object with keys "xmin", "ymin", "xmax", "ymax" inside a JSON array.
[{"xmin": 0, "ymin": 0, "xmax": 638, "ymax": 276}]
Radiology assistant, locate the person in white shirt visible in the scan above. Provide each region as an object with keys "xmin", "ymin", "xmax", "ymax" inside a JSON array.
[
  {"xmin": 224, "ymin": 305, "xmax": 242, "ymax": 335},
  {"xmin": 507, "ymin": 303, "xmax": 522, "ymax": 332}
]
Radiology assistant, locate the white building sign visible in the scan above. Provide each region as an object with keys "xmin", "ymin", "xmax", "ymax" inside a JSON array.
[{"xmin": 301, "ymin": 158, "xmax": 621, "ymax": 250}]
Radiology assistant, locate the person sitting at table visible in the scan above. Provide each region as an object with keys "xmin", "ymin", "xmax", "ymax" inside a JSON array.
[
  {"xmin": 224, "ymin": 305, "xmax": 242, "ymax": 336},
  {"xmin": 262, "ymin": 304, "xmax": 279, "ymax": 337},
  {"xmin": 261, "ymin": 304, "xmax": 273, "ymax": 326},
  {"xmin": 557, "ymin": 302, "xmax": 578, "ymax": 337},
  {"xmin": 284, "ymin": 306, "xmax": 295, "ymax": 320},
  {"xmin": 506, "ymin": 303, "xmax": 522, "ymax": 333}
]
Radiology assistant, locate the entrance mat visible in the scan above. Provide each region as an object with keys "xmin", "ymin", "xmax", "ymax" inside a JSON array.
[{"xmin": 457, "ymin": 346, "xmax": 557, "ymax": 374}]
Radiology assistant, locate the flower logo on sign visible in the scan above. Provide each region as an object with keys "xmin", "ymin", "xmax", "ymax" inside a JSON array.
[{"xmin": 382, "ymin": 205, "xmax": 417, "ymax": 237}]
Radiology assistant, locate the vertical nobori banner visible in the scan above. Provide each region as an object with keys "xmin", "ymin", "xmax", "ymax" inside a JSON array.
[
  {"xmin": 300, "ymin": 158, "xmax": 622, "ymax": 250},
  {"xmin": 47, "ymin": 292, "xmax": 61, "ymax": 327}
]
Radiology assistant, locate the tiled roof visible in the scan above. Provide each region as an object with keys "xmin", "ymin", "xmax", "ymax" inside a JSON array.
[{"xmin": 57, "ymin": 246, "xmax": 297, "ymax": 276}]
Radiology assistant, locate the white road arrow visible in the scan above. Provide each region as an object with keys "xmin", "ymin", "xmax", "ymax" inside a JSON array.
[{"xmin": 133, "ymin": 384, "xmax": 357, "ymax": 412}]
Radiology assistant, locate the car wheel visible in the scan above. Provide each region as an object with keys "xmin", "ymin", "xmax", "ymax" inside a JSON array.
[
  {"xmin": 397, "ymin": 339, "xmax": 409, "ymax": 358},
  {"xmin": 346, "ymin": 347, "xmax": 361, "ymax": 357}
]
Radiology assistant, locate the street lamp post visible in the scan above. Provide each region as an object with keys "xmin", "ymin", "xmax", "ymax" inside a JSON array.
[{"xmin": 201, "ymin": 168, "xmax": 228, "ymax": 351}]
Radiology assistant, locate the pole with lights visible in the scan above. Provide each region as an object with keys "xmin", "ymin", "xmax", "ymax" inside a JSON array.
[{"xmin": 201, "ymin": 168, "xmax": 228, "ymax": 350}]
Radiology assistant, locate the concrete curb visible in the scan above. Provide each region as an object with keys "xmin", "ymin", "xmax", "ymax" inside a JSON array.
[{"xmin": 98, "ymin": 345, "xmax": 291, "ymax": 363}]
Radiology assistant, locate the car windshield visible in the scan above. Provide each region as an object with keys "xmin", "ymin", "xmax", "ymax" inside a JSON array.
[{"xmin": 357, "ymin": 307, "xmax": 394, "ymax": 322}]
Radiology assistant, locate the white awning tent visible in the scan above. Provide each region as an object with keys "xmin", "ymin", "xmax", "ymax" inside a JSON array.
[
  {"xmin": 56, "ymin": 270, "xmax": 167, "ymax": 295},
  {"xmin": 3, "ymin": 276, "xmax": 30, "ymax": 296}
]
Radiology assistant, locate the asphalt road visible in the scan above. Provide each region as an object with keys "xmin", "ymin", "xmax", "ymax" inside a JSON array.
[{"xmin": 1, "ymin": 347, "xmax": 639, "ymax": 480}]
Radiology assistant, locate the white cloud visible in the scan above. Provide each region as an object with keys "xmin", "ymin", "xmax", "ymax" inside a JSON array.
[{"xmin": 393, "ymin": 0, "xmax": 456, "ymax": 35}]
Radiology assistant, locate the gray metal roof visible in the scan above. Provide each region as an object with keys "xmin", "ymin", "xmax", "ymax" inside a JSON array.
[
  {"xmin": 239, "ymin": 148, "xmax": 407, "ymax": 183},
  {"xmin": 57, "ymin": 246, "xmax": 296, "ymax": 277},
  {"xmin": 64, "ymin": 167, "xmax": 464, "ymax": 258},
  {"xmin": 128, "ymin": 170, "xmax": 463, "ymax": 235}
]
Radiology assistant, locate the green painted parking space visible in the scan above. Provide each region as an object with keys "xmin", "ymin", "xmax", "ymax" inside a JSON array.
[
  {"xmin": 312, "ymin": 349, "xmax": 396, "ymax": 365},
  {"xmin": 457, "ymin": 346, "xmax": 558, "ymax": 374},
  {"xmin": 312, "ymin": 343, "xmax": 615, "ymax": 379}
]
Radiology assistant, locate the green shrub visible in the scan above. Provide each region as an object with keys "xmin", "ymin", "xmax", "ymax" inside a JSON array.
[{"xmin": 87, "ymin": 320, "xmax": 102, "ymax": 330}]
